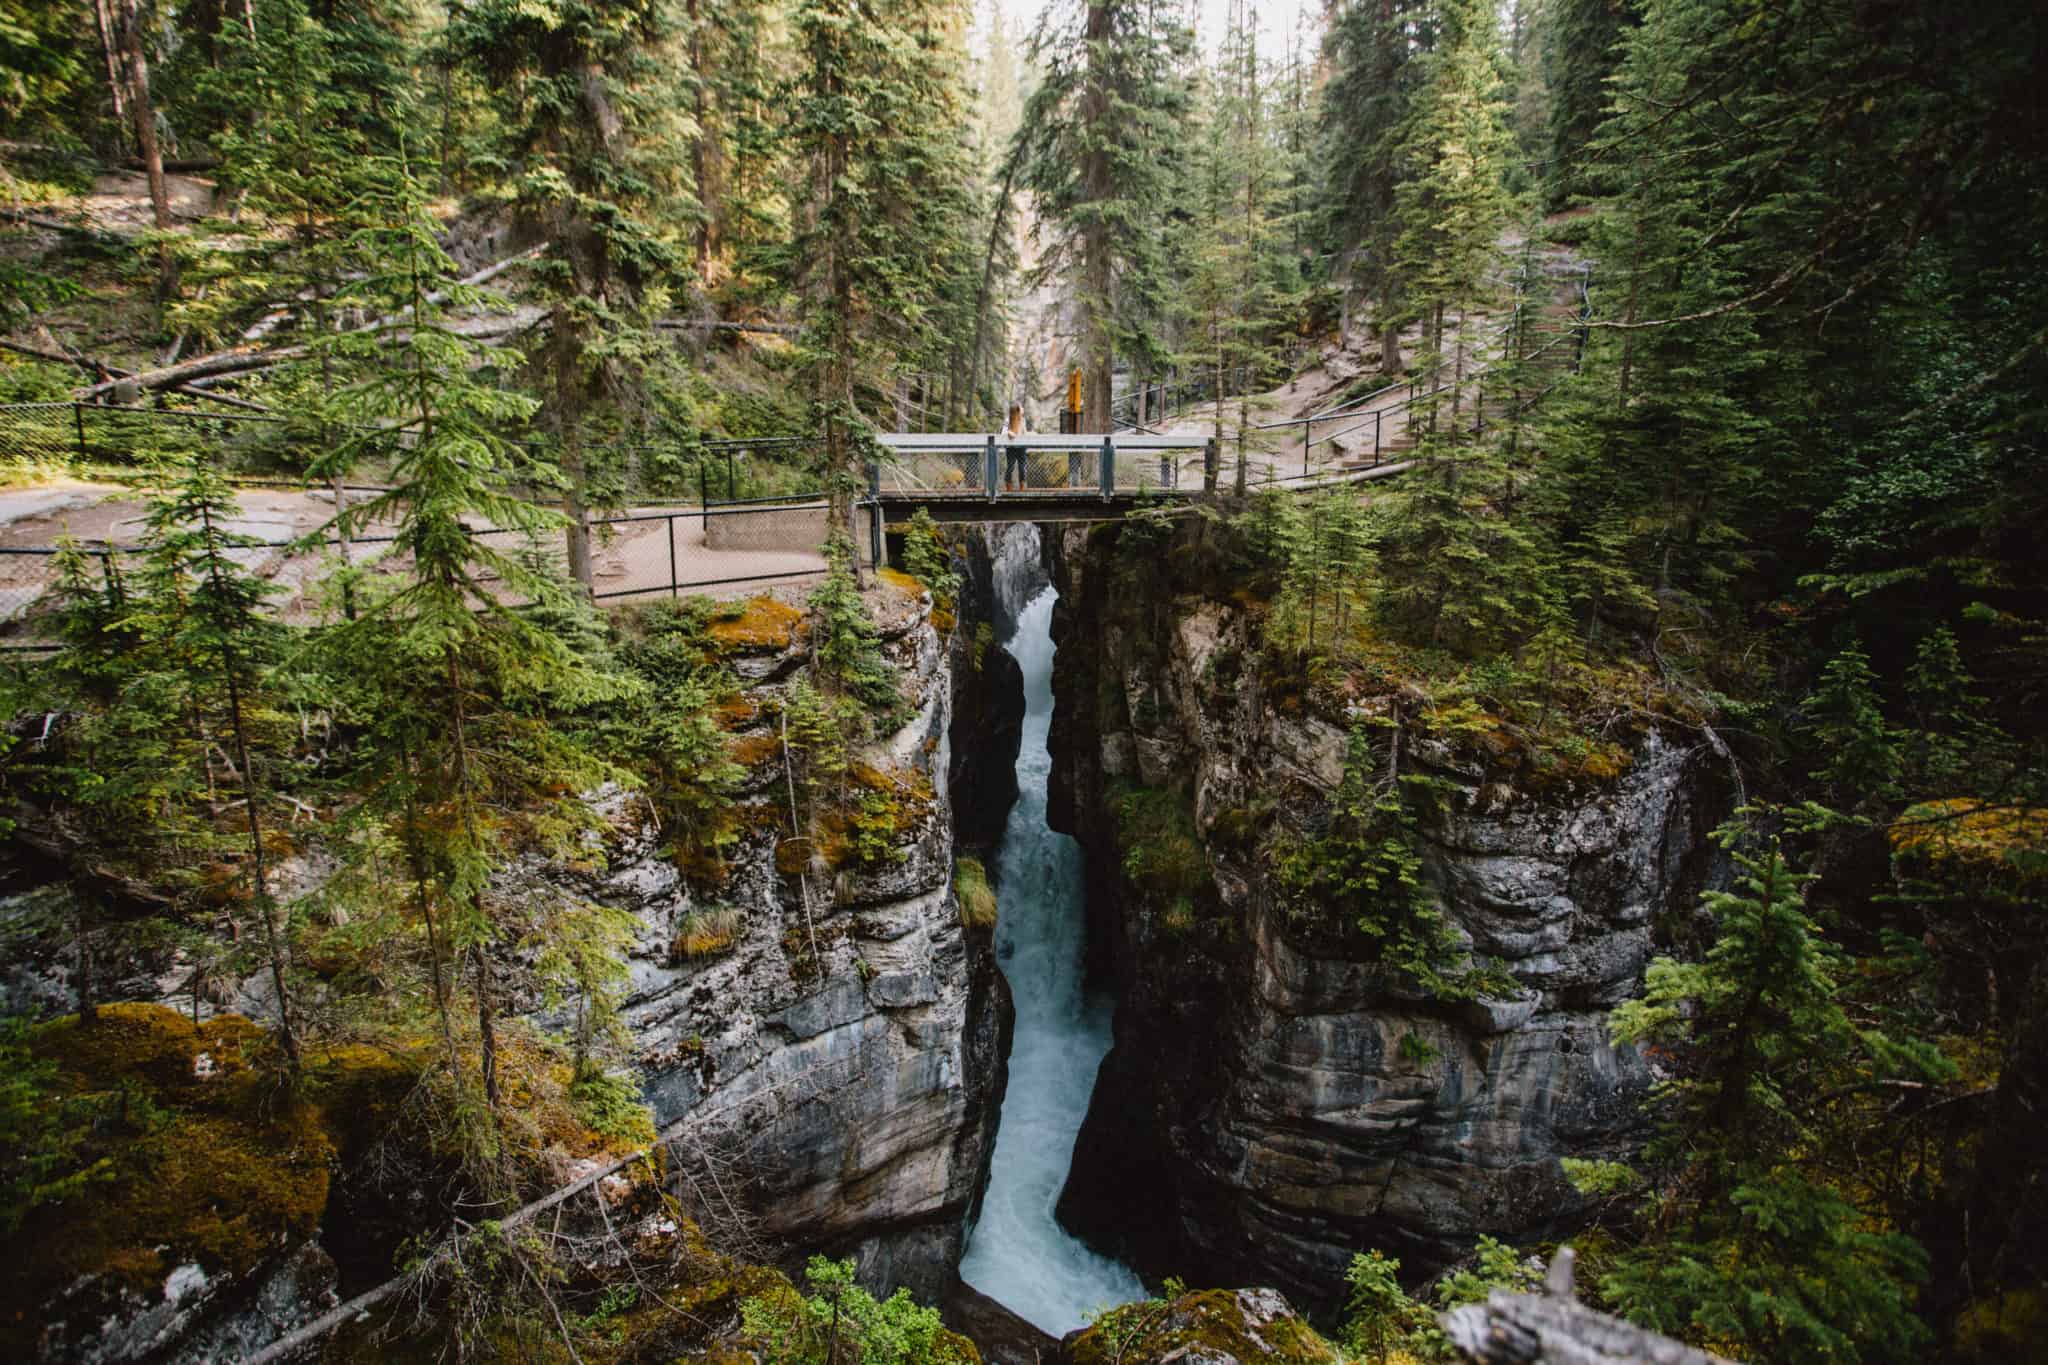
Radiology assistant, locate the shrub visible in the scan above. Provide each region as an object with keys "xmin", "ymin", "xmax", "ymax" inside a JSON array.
[{"xmin": 900, "ymin": 507, "xmax": 960, "ymax": 606}]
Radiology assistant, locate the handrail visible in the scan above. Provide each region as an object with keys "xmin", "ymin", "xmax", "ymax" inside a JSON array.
[{"xmin": 873, "ymin": 432, "xmax": 1211, "ymax": 451}]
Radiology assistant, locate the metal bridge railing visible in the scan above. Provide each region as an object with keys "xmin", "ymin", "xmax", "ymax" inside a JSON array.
[{"xmin": 871, "ymin": 432, "xmax": 1216, "ymax": 501}]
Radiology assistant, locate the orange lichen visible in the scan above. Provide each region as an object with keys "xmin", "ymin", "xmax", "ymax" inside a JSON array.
[
  {"xmin": 705, "ymin": 596, "xmax": 802, "ymax": 652},
  {"xmin": 713, "ymin": 696, "xmax": 759, "ymax": 730},
  {"xmin": 877, "ymin": 567, "xmax": 925, "ymax": 596},
  {"xmin": 727, "ymin": 733, "xmax": 781, "ymax": 768}
]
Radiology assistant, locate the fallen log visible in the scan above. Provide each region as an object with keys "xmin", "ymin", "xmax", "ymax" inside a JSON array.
[
  {"xmin": 0, "ymin": 338, "xmax": 134, "ymax": 376},
  {"xmin": 1440, "ymin": 1248, "xmax": 1733, "ymax": 1365},
  {"xmin": 241, "ymin": 244, "xmax": 542, "ymax": 342}
]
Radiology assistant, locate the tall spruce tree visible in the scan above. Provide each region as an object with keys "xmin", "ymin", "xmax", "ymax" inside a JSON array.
[
  {"xmin": 785, "ymin": 0, "xmax": 976, "ymax": 567},
  {"xmin": 1317, "ymin": 0, "xmax": 1435, "ymax": 373},
  {"xmin": 1581, "ymin": 813, "xmax": 1952, "ymax": 1363},
  {"xmin": 1015, "ymin": 0, "xmax": 1192, "ymax": 431},
  {"xmin": 449, "ymin": 0, "xmax": 693, "ymax": 592},
  {"xmin": 318, "ymin": 148, "xmax": 629, "ymax": 1176}
]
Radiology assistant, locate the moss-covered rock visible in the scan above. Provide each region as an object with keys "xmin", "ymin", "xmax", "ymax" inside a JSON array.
[
  {"xmin": 4, "ymin": 1004, "xmax": 338, "ymax": 1360},
  {"xmin": 1067, "ymin": 1288, "xmax": 1341, "ymax": 1365}
]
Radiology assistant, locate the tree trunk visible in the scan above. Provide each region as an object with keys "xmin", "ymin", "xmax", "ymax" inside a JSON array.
[
  {"xmin": 203, "ymin": 502, "xmax": 300, "ymax": 1069},
  {"xmin": 1078, "ymin": 1, "xmax": 1114, "ymax": 434},
  {"xmin": 1380, "ymin": 279, "xmax": 1403, "ymax": 375},
  {"xmin": 116, "ymin": 0, "xmax": 177, "ymax": 300},
  {"xmin": 474, "ymin": 946, "xmax": 499, "ymax": 1108},
  {"xmin": 688, "ymin": 0, "xmax": 717, "ymax": 284},
  {"xmin": 91, "ymin": 0, "xmax": 129, "ymax": 147}
]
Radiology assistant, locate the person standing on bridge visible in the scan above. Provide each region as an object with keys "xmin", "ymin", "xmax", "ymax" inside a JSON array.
[{"xmin": 1003, "ymin": 404, "xmax": 1029, "ymax": 492}]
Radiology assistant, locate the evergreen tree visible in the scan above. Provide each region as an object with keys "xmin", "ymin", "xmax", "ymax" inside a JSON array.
[
  {"xmin": 1316, "ymin": 0, "xmax": 1434, "ymax": 373},
  {"xmin": 317, "ymin": 147, "xmax": 630, "ymax": 1177},
  {"xmin": 1581, "ymin": 812, "xmax": 1952, "ymax": 1363},
  {"xmin": 1541, "ymin": 0, "xmax": 1637, "ymax": 207},
  {"xmin": 1015, "ymin": 0, "xmax": 1193, "ymax": 430},
  {"xmin": 784, "ymin": 0, "xmax": 976, "ymax": 568},
  {"xmin": 133, "ymin": 461, "xmax": 302, "ymax": 1066},
  {"xmin": 449, "ymin": 0, "xmax": 694, "ymax": 591}
]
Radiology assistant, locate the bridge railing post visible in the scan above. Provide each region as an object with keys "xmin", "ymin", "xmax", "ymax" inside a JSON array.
[
  {"xmin": 984, "ymin": 435, "xmax": 997, "ymax": 501},
  {"xmin": 1204, "ymin": 437, "xmax": 1218, "ymax": 493},
  {"xmin": 1100, "ymin": 435, "xmax": 1114, "ymax": 500}
]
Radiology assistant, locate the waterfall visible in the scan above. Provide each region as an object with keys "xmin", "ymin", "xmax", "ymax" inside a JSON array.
[{"xmin": 958, "ymin": 575, "xmax": 1146, "ymax": 1336}]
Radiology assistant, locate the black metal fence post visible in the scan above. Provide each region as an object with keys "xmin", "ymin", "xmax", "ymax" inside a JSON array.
[
  {"xmin": 1100, "ymin": 435, "xmax": 1114, "ymax": 500},
  {"xmin": 668, "ymin": 513, "xmax": 679, "ymax": 598},
  {"xmin": 984, "ymin": 435, "xmax": 997, "ymax": 501},
  {"xmin": 73, "ymin": 403, "xmax": 86, "ymax": 462}
]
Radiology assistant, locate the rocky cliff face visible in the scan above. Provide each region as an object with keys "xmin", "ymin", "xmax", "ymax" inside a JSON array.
[
  {"xmin": 1042, "ymin": 523, "xmax": 1725, "ymax": 1312},
  {"xmin": 3, "ymin": 571, "xmax": 1018, "ymax": 1363},
  {"xmin": 542, "ymin": 573, "xmax": 1016, "ymax": 1305}
]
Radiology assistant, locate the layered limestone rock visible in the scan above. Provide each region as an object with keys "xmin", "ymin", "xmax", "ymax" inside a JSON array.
[
  {"xmin": 531, "ymin": 575, "xmax": 1013, "ymax": 1305},
  {"xmin": 1043, "ymin": 523, "xmax": 1726, "ymax": 1312}
]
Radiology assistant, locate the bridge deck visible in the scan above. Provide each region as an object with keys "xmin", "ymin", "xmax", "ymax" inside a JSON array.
[{"xmin": 870, "ymin": 430, "xmax": 1413, "ymax": 524}]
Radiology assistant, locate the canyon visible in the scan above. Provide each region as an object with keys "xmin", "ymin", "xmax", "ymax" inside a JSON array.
[{"xmin": 1, "ymin": 517, "xmax": 1729, "ymax": 1361}]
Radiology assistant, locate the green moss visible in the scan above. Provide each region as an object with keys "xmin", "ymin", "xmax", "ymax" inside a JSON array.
[
  {"xmin": 1070, "ymin": 1288, "xmax": 1341, "ymax": 1365},
  {"xmin": 1, "ymin": 1005, "xmax": 335, "ymax": 1355},
  {"xmin": 954, "ymin": 856, "xmax": 997, "ymax": 930}
]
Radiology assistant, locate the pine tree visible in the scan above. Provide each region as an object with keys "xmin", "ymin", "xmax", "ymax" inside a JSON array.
[
  {"xmin": 1015, "ymin": 0, "xmax": 1193, "ymax": 431},
  {"xmin": 134, "ymin": 460, "xmax": 302, "ymax": 1066},
  {"xmin": 1583, "ymin": 813, "xmax": 1952, "ymax": 1363},
  {"xmin": 785, "ymin": 0, "xmax": 977, "ymax": 569},
  {"xmin": 1541, "ymin": 0, "xmax": 1637, "ymax": 208},
  {"xmin": 1316, "ymin": 0, "xmax": 1435, "ymax": 374},
  {"xmin": 449, "ymin": 0, "xmax": 694, "ymax": 591},
  {"xmin": 1802, "ymin": 644, "xmax": 1903, "ymax": 806},
  {"xmin": 317, "ymin": 148, "xmax": 630, "ymax": 1177}
]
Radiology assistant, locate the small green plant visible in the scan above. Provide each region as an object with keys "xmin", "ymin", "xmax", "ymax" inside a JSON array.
[
  {"xmin": 900, "ymin": 507, "xmax": 960, "ymax": 605},
  {"xmin": 1397, "ymin": 1031, "xmax": 1439, "ymax": 1068},
  {"xmin": 742, "ymin": 1255, "xmax": 945, "ymax": 1365},
  {"xmin": 850, "ymin": 789, "xmax": 908, "ymax": 867},
  {"xmin": 954, "ymin": 856, "xmax": 997, "ymax": 929},
  {"xmin": 1276, "ymin": 726, "xmax": 1508, "ymax": 1000},
  {"xmin": 572, "ymin": 1281, "xmax": 640, "ymax": 1347},
  {"xmin": 1115, "ymin": 783, "xmax": 1208, "ymax": 906},
  {"xmin": 809, "ymin": 536, "xmax": 904, "ymax": 729},
  {"xmin": 1344, "ymin": 1249, "xmax": 1428, "ymax": 1363},
  {"xmin": 567, "ymin": 1069, "xmax": 656, "ymax": 1146},
  {"xmin": 0, "ymin": 1018, "xmax": 113, "ymax": 1231}
]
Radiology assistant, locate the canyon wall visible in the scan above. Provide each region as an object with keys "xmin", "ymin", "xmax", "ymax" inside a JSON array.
[
  {"xmin": 1041, "ymin": 522, "xmax": 1727, "ymax": 1312},
  {"xmin": 573, "ymin": 549, "xmax": 1023, "ymax": 1304}
]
